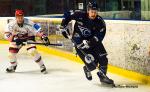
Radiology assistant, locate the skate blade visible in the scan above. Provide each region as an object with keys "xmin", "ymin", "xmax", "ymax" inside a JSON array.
[
  {"xmin": 6, "ymin": 70, "xmax": 15, "ymax": 73},
  {"xmin": 101, "ymin": 82, "xmax": 115, "ymax": 87}
]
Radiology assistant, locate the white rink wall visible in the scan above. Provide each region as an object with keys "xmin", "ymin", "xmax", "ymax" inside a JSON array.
[
  {"xmin": 0, "ymin": 17, "xmax": 150, "ymax": 75},
  {"xmin": 104, "ymin": 20, "xmax": 150, "ymax": 75}
]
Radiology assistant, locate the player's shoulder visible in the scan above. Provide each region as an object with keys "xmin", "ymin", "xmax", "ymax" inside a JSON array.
[
  {"xmin": 96, "ymin": 15, "xmax": 106, "ymax": 24},
  {"xmin": 5, "ymin": 19, "xmax": 16, "ymax": 32},
  {"xmin": 24, "ymin": 18, "xmax": 34, "ymax": 26},
  {"xmin": 96, "ymin": 15, "xmax": 104, "ymax": 21},
  {"xmin": 7, "ymin": 19, "xmax": 16, "ymax": 26}
]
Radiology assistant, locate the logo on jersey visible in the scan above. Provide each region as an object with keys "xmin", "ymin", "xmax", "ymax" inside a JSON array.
[
  {"xmin": 78, "ymin": 25, "xmax": 91, "ymax": 37},
  {"xmin": 85, "ymin": 54, "xmax": 95, "ymax": 64}
]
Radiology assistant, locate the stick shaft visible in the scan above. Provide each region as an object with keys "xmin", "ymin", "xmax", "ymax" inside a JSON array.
[{"xmin": 26, "ymin": 42, "xmax": 62, "ymax": 46}]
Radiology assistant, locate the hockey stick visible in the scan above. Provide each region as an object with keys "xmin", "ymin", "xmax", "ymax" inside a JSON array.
[{"xmin": 23, "ymin": 42, "xmax": 63, "ymax": 46}]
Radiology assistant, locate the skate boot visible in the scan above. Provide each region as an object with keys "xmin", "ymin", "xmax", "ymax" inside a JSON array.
[
  {"xmin": 40, "ymin": 64, "xmax": 47, "ymax": 74},
  {"xmin": 97, "ymin": 71, "xmax": 114, "ymax": 85},
  {"xmin": 6, "ymin": 65, "xmax": 17, "ymax": 73},
  {"xmin": 83, "ymin": 66, "xmax": 92, "ymax": 80}
]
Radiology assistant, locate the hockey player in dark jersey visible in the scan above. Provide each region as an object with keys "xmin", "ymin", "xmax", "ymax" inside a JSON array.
[{"xmin": 61, "ymin": 2, "xmax": 114, "ymax": 85}]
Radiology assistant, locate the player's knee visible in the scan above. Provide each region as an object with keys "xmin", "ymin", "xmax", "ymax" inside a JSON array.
[
  {"xmin": 27, "ymin": 47, "xmax": 38, "ymax": 56},
  {"xmin": 8, "ymin": 47, "xmax": 18, "ymax": 61},
  {"xmin": 8, "ymin": 52, "xmax": 17, "ymax": 62}
]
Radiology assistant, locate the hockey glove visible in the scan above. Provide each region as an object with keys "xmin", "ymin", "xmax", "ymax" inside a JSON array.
[
  {"xmin": 88, "ymin": 36, "xmax": 99, "ymax": 46},
  {"xmin": 77, "ymin": 40, "xmax": 90, "ymax": 49},
  {"xmin": 41, "ymin": 35, "xmax": 50, "ymax": 46},
  {"xmin": 12, "ymin": 36, "xmax": 26, "ymax": 45}
]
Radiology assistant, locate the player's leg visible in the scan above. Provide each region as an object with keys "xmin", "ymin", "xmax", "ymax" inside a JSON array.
[
  {"xmin": 6, "ymin": 43, "xmax": 21, "ymax": 72},
  {"xmin": 26, "ymin": 44, "xmax": 47, "ymax": 74},
  {"xmin": 75, "ymin": 47, "xmax": 98, "ymax": 80},
  {"xmin": 95, "ymin": 43, "xmax": 114, "ymax": 84},
  {"xmin": 97, "ymin": 55, "xmax": 114, "ymax": 84}
]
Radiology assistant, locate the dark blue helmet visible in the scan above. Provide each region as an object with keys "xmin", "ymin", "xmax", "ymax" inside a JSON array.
[{"xmin": 87, "ymin": 2, "xmax": 98, "ymax": 11}]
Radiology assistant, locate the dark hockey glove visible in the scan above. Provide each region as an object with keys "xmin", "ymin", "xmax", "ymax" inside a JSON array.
[
  {"xmin": 41, "ymin": 35, "xmax": 50, "ymax": 46},
  {"xmin": 12, "ymin": 35, "xmax": 26, "ymax": 45},
  {"xmin": 88, "ymin": 36, "xmax": 99, "ymax": 46}
]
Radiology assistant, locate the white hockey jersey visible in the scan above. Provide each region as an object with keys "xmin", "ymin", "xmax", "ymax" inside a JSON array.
[{"xmin": 4, "ymin": 18, "xmax": 41, "ymax": 40}]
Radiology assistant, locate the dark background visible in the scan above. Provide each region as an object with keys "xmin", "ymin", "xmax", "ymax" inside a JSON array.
[{"xmin": 0, "ymin": 0, "xmax": 147, "ymax": 20}]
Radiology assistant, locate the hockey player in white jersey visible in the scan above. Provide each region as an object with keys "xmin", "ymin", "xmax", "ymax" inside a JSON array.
[{"xmin": 4, "ymin": 9, "xmax": 50, "ymax": 74}]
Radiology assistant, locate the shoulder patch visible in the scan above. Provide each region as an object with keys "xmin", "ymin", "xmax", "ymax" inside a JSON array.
[{"xmin": 34, "ymin": 24, "xmax": 41, "ymax": 32}]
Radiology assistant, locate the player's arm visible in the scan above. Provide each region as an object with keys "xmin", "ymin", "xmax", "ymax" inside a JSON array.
[
  {"xmin": 61, "ymin": 12, "xmax": 80, "ymax": 28},
  {"xmin": 4, "ymin": 23, "xmax": 24, "ymax": 45},
  {"xmin": 90, "ymin": 17, "xmax": 106, "ymax": 44},
  {"xmin": 4, "ymin": 22, "xmax": 18, "ymax": 42},
  {"xmin": 87, "ymin": 17, "xmax": 106, "ymax": 47},
  {"xmin": 31, "ymin": 22, "xmax": 50, "ymax": 46},
  {"xmin": 96, "ymin": 17, "xmax": 106, "ymax": 42},
  {"xmin": 61, "ymin": 12, "xmax": 81, "ymax": 39},
  {"xmin": 4, "ymin": 32, "xmax": 14, "ymax": 42}
]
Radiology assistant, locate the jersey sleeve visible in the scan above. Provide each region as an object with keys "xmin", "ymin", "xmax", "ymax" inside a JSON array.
[
  {"xmin": 24, "ymin": 18, "xmax": 42, "ymax": 36},
  {"xmin": 72, "ymin": 33, "xmax": 83, "ymax": 45},
  {"xmin": 61, "ymin": 12, "xmax": 81, "ymax": 27},
  {"xmin": 95, "ymin": 16, "xmax": 106, "ymax": 42},
  {"xmin": 4, "ymin": 21, "xmax": 14, "ymax": 39}
]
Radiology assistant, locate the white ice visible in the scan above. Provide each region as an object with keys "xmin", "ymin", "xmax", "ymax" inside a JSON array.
[{"xmin": 0, "ymin": 44, "xmax": 149, "ymax": 92}]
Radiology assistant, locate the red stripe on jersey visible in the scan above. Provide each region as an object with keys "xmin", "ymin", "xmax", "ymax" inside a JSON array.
[{"xmin": 27, "ymin": 46, "xmax": 36, "ymax": 51}]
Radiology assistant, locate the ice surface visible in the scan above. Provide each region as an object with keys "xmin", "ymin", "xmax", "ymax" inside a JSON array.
[{"xmin": 0, "ymin": 44, "xmax": 149, "ymax": 92}]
